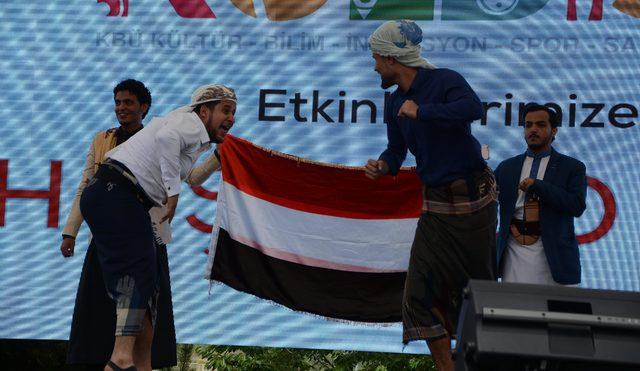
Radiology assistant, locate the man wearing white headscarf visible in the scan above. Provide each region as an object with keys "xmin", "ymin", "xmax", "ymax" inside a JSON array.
[
  {"xmin": 365, "ymin": 21, "xmax": 496, "ymax": 371},
  {"xmin": 79, "ymin": 84, "xmax": 236, "ymax": 371}
]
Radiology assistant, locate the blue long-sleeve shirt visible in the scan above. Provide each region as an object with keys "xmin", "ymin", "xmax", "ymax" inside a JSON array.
[{"xmin": 379, "ymin": 68, "xmax": 486, "ymax": 187}]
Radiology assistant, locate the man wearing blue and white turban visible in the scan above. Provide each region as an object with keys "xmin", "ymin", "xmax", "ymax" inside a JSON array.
[
  {"xmin": 368, "ymin": 19, "xmax": 436, "ymax": 72},
  {"xmin": 364, "ymin": 20, "xmax": 497, "ymax": 371}
]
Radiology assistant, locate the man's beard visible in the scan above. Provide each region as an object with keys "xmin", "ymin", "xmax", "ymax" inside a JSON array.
[
  {"xmin": 380, "ymin": 77, "xmax": 394, "ymax": 89},
  {"xmin": 527, "ymin": 136, "xmax": 551, "ymax": 150},
  {"xmin": 207, "ymin": 128, "xmax": 221, "ymax": 144}
]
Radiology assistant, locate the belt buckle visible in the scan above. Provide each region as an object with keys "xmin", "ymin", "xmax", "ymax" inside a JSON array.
[{"xmin": 106, "ymin": 161, "xmax": 138, "ymax": 186}]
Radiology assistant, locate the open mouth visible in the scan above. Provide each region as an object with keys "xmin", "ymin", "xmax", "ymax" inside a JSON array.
[{"xmin": 220, "ymin": 123, "xmax": 232, "ymax": 133}]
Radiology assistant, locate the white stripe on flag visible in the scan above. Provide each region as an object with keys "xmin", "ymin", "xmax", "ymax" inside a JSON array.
[{"xmin": 216, "ymin": 181, "xmax": 417, "ymax": 273}]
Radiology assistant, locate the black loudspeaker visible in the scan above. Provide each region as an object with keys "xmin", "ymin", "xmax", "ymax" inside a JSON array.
[{"xmin": 455, "ymin": 280, "xmax": 640, "ymax": 371}]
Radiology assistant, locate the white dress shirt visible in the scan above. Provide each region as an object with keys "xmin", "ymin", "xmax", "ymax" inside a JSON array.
[
  {"xmin": 502, "ymin": 155, "xmax": 558, "ymax": 285},
  {"xmin": 108, "ymin": 111, "xmax": 211, "ymax": 206}
]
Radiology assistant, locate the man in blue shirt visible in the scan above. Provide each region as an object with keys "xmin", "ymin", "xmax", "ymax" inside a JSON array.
[{"xmin": 364, "ymin": 20, "xmax": 497, "ymax": 371}]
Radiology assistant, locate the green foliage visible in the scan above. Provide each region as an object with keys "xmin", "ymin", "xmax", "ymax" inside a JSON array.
[
  {"xmin": 196, "ymin": 345, "xmax": 436, "ymax": 371},
  {"xmin": 197, "ymin": 345, "xmax": 312, "ymax": 370},
  {"xmin": 0, "ymin": 339, "xmax": 436, "ymax": 371},
  {"xmin": 178, "ymin": 343, "xmax": 196, "ymax": 371}
]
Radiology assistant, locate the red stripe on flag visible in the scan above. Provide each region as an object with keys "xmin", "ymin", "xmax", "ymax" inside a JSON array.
[{"xmin": 219, "ymin": 135, "xmax": 422, "ymax": 219}]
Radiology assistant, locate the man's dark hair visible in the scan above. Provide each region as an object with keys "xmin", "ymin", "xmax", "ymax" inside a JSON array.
[
  {"xmin": 113, "ymin": 79, "xmax": 152, "ymax": 119},
  {"xmin": 193, "ymin": 100, "xmax": 221, "ymax": 116},
  {"xmin": 521, "ymin": 103, "xmax": 560, "ymax": 128}
]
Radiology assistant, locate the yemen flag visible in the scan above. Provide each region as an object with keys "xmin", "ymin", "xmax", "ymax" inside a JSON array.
[{"xmin": 206, "ymin": 135, "xmax": 422, "ymax": 323}]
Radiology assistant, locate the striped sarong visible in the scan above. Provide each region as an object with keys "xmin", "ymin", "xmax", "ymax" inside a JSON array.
[{"xmin": 402, "ymin": 167, "xmax": 497, "ymax": 342}]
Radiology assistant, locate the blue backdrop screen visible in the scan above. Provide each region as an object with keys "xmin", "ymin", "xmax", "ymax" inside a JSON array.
[{"xmin": 0, "ymin": 0, "xmax": 638, "ymax": 353}]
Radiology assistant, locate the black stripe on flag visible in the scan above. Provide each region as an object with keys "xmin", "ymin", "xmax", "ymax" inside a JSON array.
[{"xmin": 210, "ymin": 228, "xmax": 406, "ymax": 323}]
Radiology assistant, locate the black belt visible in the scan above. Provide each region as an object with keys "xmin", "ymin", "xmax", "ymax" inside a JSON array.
[
  {"xmin": 423, "ymin": 167, "xmax": 492, "ymax": 203},
  {"xmin": 94, "ymin": 159, "xmax": 156, "ymax": 210},
  {"xmin": 511, "ymin": 218, "xmax": 541, "ymax": 236}
]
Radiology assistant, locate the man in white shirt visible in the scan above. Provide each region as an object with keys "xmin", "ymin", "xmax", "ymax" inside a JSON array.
[
  {"xmin": 109, "ymin": 84, "xmax": 236, "ymax": 223},
  {"xmin": 62, "ymin": 80, "xmax": 224, "ymax": 370},
  {"xmin": 79, "ymin": 84, "xmax": 236, "ymax": 371},
  {"xmin": 495, "ymin": 103, "xmax": 587, "ymax": 286}
]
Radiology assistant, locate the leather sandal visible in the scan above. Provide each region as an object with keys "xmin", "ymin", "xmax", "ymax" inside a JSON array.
[{"xmin": 107, "ymin": 360, "xmax": 137, "ymax": 371}]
